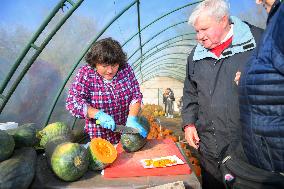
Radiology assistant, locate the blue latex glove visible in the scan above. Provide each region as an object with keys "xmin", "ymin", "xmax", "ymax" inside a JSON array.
[
  {"xmin": 126, "ymin": 116, "xmax": 148, "ymax": 138},
  {"xmin": 94, "ymin": 110, "xmax": 115, "ymax": 131}
]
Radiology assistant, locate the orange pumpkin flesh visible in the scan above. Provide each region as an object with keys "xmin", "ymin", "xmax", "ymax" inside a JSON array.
[{"xmin": 89, "ymin": 138, "xmax": 117, "ymax": 164}]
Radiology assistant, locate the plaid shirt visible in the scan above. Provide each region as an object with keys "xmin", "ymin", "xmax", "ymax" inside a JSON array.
[{"xmin": 66, "ymin": 63, "xmax": 143, "ymax": 144}]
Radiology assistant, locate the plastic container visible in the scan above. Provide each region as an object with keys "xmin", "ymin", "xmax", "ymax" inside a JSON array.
[{"xmin": 0, "ymin": 122, "xmax": 18, "ymax": 130}]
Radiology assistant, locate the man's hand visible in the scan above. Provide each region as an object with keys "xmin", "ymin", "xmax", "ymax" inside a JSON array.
[
  {"xmin": 184, "ymin": 125, "xmax": 200, "ymax": 149},
  {"xmin": 94, "ymin": 110, "xmax": 115, "ymax": 131}
]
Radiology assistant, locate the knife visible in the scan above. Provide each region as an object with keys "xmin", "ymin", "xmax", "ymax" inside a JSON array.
[
  {"xmin": 114, "ymin": 124, "xmax": 140, "ymax": 134},
  {"xmin": 95, "ymin": 120, "xmax": 139, "ymax": 134}
]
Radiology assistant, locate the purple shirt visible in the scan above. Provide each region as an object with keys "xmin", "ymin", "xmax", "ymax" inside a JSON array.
[{"xmin": 66, "ymin": 63, "xmax": 143, "ymax": 144}]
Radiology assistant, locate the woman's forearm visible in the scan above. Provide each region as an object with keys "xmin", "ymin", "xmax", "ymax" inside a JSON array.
[{"xmin": 128, "ymin": 102, "xmax": 141, "ymax": 116}]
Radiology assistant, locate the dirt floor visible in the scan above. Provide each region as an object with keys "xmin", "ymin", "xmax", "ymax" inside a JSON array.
[{"xmin": 155, "ymin": 116, "xmax": 185, "ymax": 140}]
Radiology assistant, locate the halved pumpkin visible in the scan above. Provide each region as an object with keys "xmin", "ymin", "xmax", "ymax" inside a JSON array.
[{"xmin": 88, "ymin": 137, "xmax": 117, "ymax": 171}]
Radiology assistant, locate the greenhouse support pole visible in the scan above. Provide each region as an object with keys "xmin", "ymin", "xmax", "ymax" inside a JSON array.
[
  {"xmin": 0, "ymin": 0, "xmax": 84, "ymax": 114},
  {"xmin": 122, "ymin": 0, "xmax": 202, "ymax": 47},
  {"xmin": 130, "ymin": 20, "xmax": 188, "ymax": 68},
  {"xmin": 44, "ymin": 0, "xmax": 137, "ymax": 126},
  {"xmin": 0, "ymin": 0, "xmax": 68, "ymax": 94},
  {"xmin": 136, "ymin": 0, "xmax": 144, "ymax": 82},
  {"xmin": 158, "ymin": 88, "xmax": 160, "ymax": 105},
  {"xmin": 134, "ymin": 43, "xmax": 194, "ymax": 71}
]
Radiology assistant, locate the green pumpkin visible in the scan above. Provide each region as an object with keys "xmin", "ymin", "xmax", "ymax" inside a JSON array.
[
  {"xmin": 120, "ymin": 116, "xmax": 150, "ymax": 152},
  {"xmin": 0, "ymin": 147, "xmax": 36, "ymax": 189},
  {"xmin": 38, "ymin": 122, "xmax": 70, "ymax": 148},
  {"xmin": 45, "ymin": 135, "xmax": 73, "ymax": 166},
  {"xmin": 50, "ymin": 142, "xmax": 89, "ymax": 182},
  {"xmin": 0, "ymin": 130, "xmax": 15, "ymax": 162},
  {"xmin": 7, "ymin": 123, "xmax": 38, "ymax": 148}
]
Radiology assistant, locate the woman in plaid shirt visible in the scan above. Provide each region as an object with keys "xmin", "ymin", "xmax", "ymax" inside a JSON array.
[{"xmin": 66, "ymin": 38, "xmax": 147, "ymax": 144}]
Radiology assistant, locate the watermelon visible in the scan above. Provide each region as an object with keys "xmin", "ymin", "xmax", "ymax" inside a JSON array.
[
  {"xmin": 0, "ymin": 147, "xmax": 36, "ymax": 189},
  {"xmin": 7, "ymin": 123, "xmax": 38, "ymax": 148},
  {"xmin": 0, "ymin": 130, "xmax": 15, "ymax": 162}
]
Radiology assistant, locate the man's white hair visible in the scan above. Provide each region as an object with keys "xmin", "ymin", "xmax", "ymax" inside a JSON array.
[{"xmin": 188, "ymin": 0, "xmax": 230, "ymax": 26}]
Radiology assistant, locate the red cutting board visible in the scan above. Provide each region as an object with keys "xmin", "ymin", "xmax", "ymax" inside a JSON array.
[{"xmin": 103, "ymin": 139, "xmax": 191, "ymax": 178}]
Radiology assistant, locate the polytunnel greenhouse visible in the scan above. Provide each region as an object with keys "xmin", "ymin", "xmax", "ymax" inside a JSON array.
[{"xmin": 0, "ymin": 0, "xmax": 267, "ymax": 188}]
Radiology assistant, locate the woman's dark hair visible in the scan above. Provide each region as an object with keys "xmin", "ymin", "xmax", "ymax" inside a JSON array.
[{"xmin": 85, "ymin": 37, "xmax": 127, "ymax": 69}]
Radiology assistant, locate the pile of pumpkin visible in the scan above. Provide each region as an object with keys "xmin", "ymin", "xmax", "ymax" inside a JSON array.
[
  {"xmin": 36, "ymin": 122, "xmax": 117, "ymax": 182},
  {"xmin": 141, "ymin": 104, "xmax": 165, "ymax": 118},
  {"xmin": 141, "ymin": 105, "xmax": 179, "ymax": 141},
  {"xmin": 0, "ymin": 117, "xmax": 151, "ymax": 187},
  {"xmin": 179, "ymin": 143, "xmax": 201, "ymax": 177},
  {"xmin": 0, "ymin": 122, "xmax": 116, "ymax": 188},
  {"xmin": 37, "ymin": 117, "xmax": 150, "ymax": 182},
  {"xmin": 140, "ymin": 105, "xmax": 179, "ymax": 141},
  {"xmin": 0, "ymin": 116, "xmax": 201, "ymax": 188},
  {"xmin": 36, "ymin": 122, "xmax": 121, "ymax": 182},
  {"xmin": 145, "ymin": 115, "xmax": 178, "ymax": 142}
]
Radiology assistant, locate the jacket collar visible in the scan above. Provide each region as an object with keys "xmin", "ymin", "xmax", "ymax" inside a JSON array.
[{"xmin": 193, "ymin": 16, "xmax": 256, "ymax": 61}]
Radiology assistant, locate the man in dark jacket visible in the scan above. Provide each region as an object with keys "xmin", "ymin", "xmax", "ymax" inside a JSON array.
[
  {"xmin": 181, "ymin": 0, "xmax": 263, "ymax": 188},
  {"xmin": 239, "ymin": 0, "xmax": 284, "ymax": 174}
]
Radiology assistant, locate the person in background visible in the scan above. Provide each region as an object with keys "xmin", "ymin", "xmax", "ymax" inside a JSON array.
[
  {"xmin": 166, "ymin": 88, "xmax": 175, "ymax": 118},
  {"xmin": 239, "ymin": 0, "xmax": 284, "ymax": 174},
  {"xmin": 66, "ymin": 37, "xmax": 148, "ymax": 144},
  {"xmin": 181, "ymin": 0, "xmax": 263, "ymax": 188},
  {"xmin": 163, "ymin": 89, "xmax": 169, "ymax": 117},
  {"xmin": 177, "ymin": 96, "xmax": 183, "ymax": 116}
]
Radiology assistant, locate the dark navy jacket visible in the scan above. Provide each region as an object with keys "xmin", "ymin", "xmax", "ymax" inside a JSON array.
[{"xmin": 239, "ymin": 1, "xmax": 284, "ymax": 173}]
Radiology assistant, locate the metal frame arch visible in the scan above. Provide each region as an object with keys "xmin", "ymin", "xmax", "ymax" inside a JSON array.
[
  {"xmin": 135, "ymin": 53, "xmax": 188, "ymax": 69},
  {"xmin": 130, "ymin": 35, "xmax": 195, "ymax": 71},
  {"xmin": 44, "ymin": 0, "xmax": 138, "ymax": 126},
  {"xmin": 128, "ymin": 19, "xmax": 189, "ymax": 64},
  {"xmin": 137, "ymin": 52, "xmax": 189, "ymax": 68},
  {"xmin": 122, "ymin": 0, "xmax": 202, "ymax": 47},
  {"xmin": 142, "ymin": 57, "xmax": 187, "ymax": 70},
  {"xmin": 134, "ymin": 43, "xmax": 193, "ymax": 69},
  {"xmin": 0, "ymin": 0, "xmax": 204, "ymax": 127},
  {"xmin": 142, "ymin": 72, "xmax": 185, "ymax": 83},
  {"xmin": 137, "ymin": 62, "xmax": 186, "ymax": 81},
  {"xmin": 133, "ymin": 44, "xmax": 193, "ymax": 77},
  {"xmin": 0, "ymin": 0, "xmax": 85, "ymax": 113},
  {"xmin": 138, "ymin": 59, "xmax": 186, "ymax": 74},
  {"xmin": 134, "ymin": 52, "xmax": 189, "ymax": 83},
  {"xmin": 128, "ymin": 33, "xmax": 195, "ymax": 61},
  {"xmin": 134, "ymin": 44, "xmax": 191, "ymax": 77},
  {"xmin": 0, "ymin": 0, "xmax": 78, "ymax": 94},
  {"xmin": 44, "ymin": 1, "xmax": 199, "ymax": 126}
]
